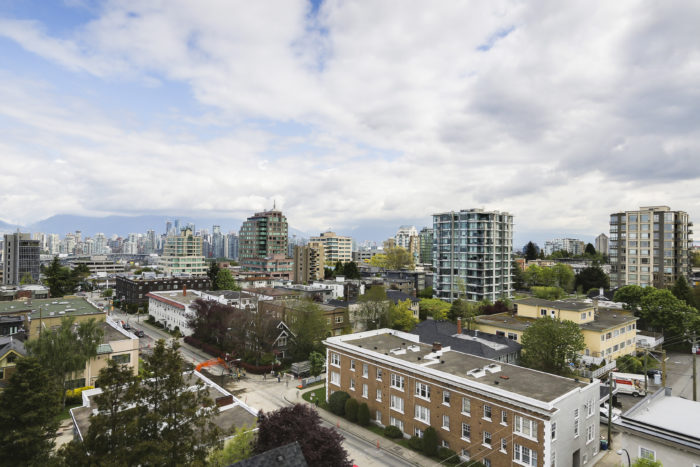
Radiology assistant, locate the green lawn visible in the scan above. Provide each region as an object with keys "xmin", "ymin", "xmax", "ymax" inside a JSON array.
[
  {"xmin": 301, "ymin": 385, "xmax": 328, "ymax": 410},
  {"xmin": 56, "ymin": 403, "xmax": 82, "ymax": 422}
]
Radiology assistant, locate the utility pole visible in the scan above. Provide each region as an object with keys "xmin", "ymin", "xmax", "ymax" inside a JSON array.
[
  {"xmin": 693, "ymin": 332, "xmax": 698, "ymax": 402},
  {"xmin": 661, "ymin": 349, "xmax": 667, "ymax": 388},
  {"xmin": 643, "ymin": 348, "xmax": 648, "ymax": 394},
  {"xmin": 607, "ymin": 371, "xmax": 613, "ymax": 450}
]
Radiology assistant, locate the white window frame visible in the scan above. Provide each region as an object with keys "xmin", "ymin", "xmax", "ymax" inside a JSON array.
[
  {"xmin": 500, "ymin": 438, "xmax": 507, "ymax": 453},
  {"xmin": 483, "ymin": 404, "xmax": 492, "ymax": 421},
  {"xmin": 376, "ymin": 388, "xmax": 382, "ymax": 402},
  {"xmin": 586, "ymin": 425, "xmax": 594, "ymax": 444},
  {"xmin": 574, "ymin": 408, "xmax": 580, "ymax": 438},
  {"xmin": 350, "ymin": 359, "xmax": 356, "ymax": 371},
  {"xmin": 330, "ymin": 371, "xmax": 340, "ymax": 386},
  {"xmin": 414, "ymin": 404, "xmax": 430, "ymax": 424},
  {"xmin": 551, "ymin": 421, "xmax": 557, "ymax": 441},
  {"xmin": 362, "ymin": 363, "xmax": 368, "ymax": 378},
  {"xmin": 415, "ymin": 382, "xmax": 431, "ymax": 400},
  {"xmin": 462, "ymin": 397, "xmax": 471, "ymax": 416},
  {"xmin": 639, "ymin": 446, "xmax": 655, "ymax": 460},
  {"xmin": 349, "ymin": 378, "xmax": 355, "ymax": 391},
  {"xmin": 390, "ymin": 394, "xmax": 404, "ymax": 414},
  {"xmin": 501, "ymin": 411, "xmax": 507, "ymax": 425},
  {"xmin": 461, "ymin": 422, "xmax": 470, "ymax": 441},
  {"xmin": 390, "ymin": 416, "xmax": 404, "ymax": 432},
  {"xmin": 331, "ymin": 353, "xmax": 340, "ymax": 367},
  {"xmin": 362, "ymin": 383, "xmax": 368, "ymax": 399},
  {"xmin": 443, "ymin": 390, "xmax": 451, "ymax": 406},
  {"xmin": 376, "ymin": 368, "xmax": 382, "ymax": 381},
  {"xmin": 513, "ymin": 443, "xmax": 537, "ymax": 467},
  {"xmin": 513, "ymin": 415, "xmax": 538, "ymax": 440},
  {"xmin": 482, "ymin": 431, "xmax": 492, "ymax": 448},
  {"xmin": 390, "ymin": 373, "xmax": 405, "ymax": 391},
  {"xmin": 442, "ymin": 414, "xmax": 450, "ymax": 431}
]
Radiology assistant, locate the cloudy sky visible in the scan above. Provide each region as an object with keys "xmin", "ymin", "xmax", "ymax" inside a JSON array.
[{"xmin": 1, "ymin": 0, "xmax": 699, "ymax": 245}]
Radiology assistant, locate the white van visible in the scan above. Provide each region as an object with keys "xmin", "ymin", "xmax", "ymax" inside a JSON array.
[{"xmin": 611, "ymin": 372, "xmax": 647, "ymax": 397}]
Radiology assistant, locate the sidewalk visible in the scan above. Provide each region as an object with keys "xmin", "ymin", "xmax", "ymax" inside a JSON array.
[{"xmin": 283, "ymin": 384, "xmax": 436, "ymax": 467}]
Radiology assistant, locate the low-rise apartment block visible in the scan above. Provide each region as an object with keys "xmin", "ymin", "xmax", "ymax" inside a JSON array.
[
  {"xmin": 474, "ymin": 298, "xmax": 638, "ymax": 362},
  {"xmin": 147, "ymin": 289, "xmax": 203, "ymax": 336},
  {"xmin": 115, "ymin": 274, "xmax": 212, "ymax": 307},
  {"xmin": 324, "ymin": 329, "xmax": 601, "ymax": 467},
  {"xmin": 310, "ymin": 231, "xmax": 353, "ymax": 265}
]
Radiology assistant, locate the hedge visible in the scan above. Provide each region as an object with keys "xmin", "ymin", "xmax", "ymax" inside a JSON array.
[
  {"xmin": 344, "ymin": 398, "xmax": 358, "ymax": 422},
  {"xmin": 357, "ymin": 402, "xmax": 370, "ymax": 426},
  {"xmin": 422, "ymin": 426, "xmax": 438, "ymax": 457},
  {"xmin": 437, "ymin": 447, "xmax": 460, "ymax": 464},
  {"xmin": 384, "ymin": 425, "xmax": 403, "ymax": 439},
  {"xmin": 328, "ymin": 391, "xmax": 350, "ymax": 416}
]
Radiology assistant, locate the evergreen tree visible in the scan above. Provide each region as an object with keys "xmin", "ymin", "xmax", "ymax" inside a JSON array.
[
  {"xmin": 584, "ymin": 243, "xmax": 596, "ymax": 255},
  {"xmin": 207, "ymin": 262, "xmax": 221, "ymax": 289},
  {"xmin": 0, "ymin": 356, "xmax": 61, "ymax": 466},
  {"xmin": 215, "ymin": 268, "xmax": 239, "ymax": 291},
  {"xmin": 358, "ymin": 286, "xmax": 389, "ymax": 330},
  {"xmin": 288, "ymin": 300, "xmax": 329, "ymax": 361},
  {"xmin": 574, "ymin": 266, "xmax": 610, "ymax": 293},
  {"xmin": 524, "ymin": 241, "xmax": 538, "ymax": 261},
  {"xmin": 44, "ymin": 256, "xmax": 73, "ymax": 297},
  {"xmin": 342, "ymin": 261, "xmax": 361, "ymax": 279},
  {"xmin": 671, "ymin": 275, "xmax": 696, "ymax": 309}
]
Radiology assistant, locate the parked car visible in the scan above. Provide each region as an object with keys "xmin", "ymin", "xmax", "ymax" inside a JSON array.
[
  {"xmin": 646, "ymin": 369, "xmax": 662, "ymax": 378},
  {"xmin": 599, "ymin": 404, "xmax": 622, "ymax": 424},
  {"xmin": 122, "ymin": 322, "xmax": 131, "ymax": 330},
  {"xmin": 135, "ymin": 330, "xmax": 145, "ymax": 338}
]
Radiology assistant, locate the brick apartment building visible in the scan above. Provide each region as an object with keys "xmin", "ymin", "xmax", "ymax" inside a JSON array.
[
  {"xmin": 324, "ymin": 329, "xmax": 600, "ymax": 467},
  {"xmin": 115, "ymin": 275, "xmax": 211, "ymax": 307}
]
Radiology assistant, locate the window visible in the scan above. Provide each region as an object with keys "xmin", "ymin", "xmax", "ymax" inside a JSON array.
[
  {"xmin": 376, "ymin": 368, "xmax": 382, "ymax": 380},
  {"xmin": 350, "ymin": 378, "xmax": 355, "ymax": 391},
  {"xmin": 513, "ymin": 415, "xmax": 537, "ymax": 439},
  {"xmin": 461, "ymin": 423, "xmax": 470, "ymax": 441},
  {"xmin": 639, "ymin": 447, "xmax": 655, "ymax": 460},
  {"xmin": 586, "ymin": 425, "xmax": 594, "ymax": 444},
  {"xmin": 415, "ymin": 382, "xmax": 431, "ymax": 400},
  {"xmin": 112, "ymin": 354, "xmax": 131, "ymax": 364},
  {"xmin": 330, "ymin": 371, "xmax": 340, "ymax": 386},
  {"xmin": 483, "ymin": 431, "xmax": 492, "ymax": 447},
  {"xmin": 540, "ymin": 309, "xmax": 547, "ymax": 316},
  {"xmin": 376, "ymin": 410, "xmax": 382, "ymax": 423},
  {"xmin": 391, "ymin": 373, "xmax": 405, "ymax": 391},
  {"xmin": 442, "ymin": 415, "xmax": 450, "ymax": 430},
  {"xmin": 501, "ymin": 438, "xmax": 507, "ymax": 452},
  {"xmin": 390, "ymin": 395, "xmax": 404, "ymax": 413},
  {"xmin": 362, "ymin": 363, "xmax": 368, "ymax": 378},
  {"xmin": 331, "ymin": 353, "xmax": 340, "ymax": 367},
  {"xmin": 574, "ymin": 408, "xmax": 580, "ymax": 437},
  {"xmin": 501, "ymin": 411, "xmax": 507, "ymax": 425},
  {"xmin": 414, "ymin": 427, "xmax": 424, "ymax": 438},
  {"xmin": 350, "ymin": 359, "xmax": 356, "ymax": 371},
  {"xmin": 414, "ymin": 404, "xmax": 430, "ymax": 423},
  {"xmin": 462, "ymin": 397, "xmax": 471, "ymax": 416},
  {"xmin": 441, "ymin": 440, "xmax": 450, "ymax": 448},
  {"xmin": 587, "ymin": 399, "xmax": 594, "ymax": 417},
  {"xmin": 335, "ymin": 315, "xmax": 343, "ymax": 323},
  {"xmin": 376, "ymin": 389, "xmax": 382, "ymax": 402},
  {"xmin": 580, "ymin": 312, "xmax": 586, "ymax": 320},
  {"xmin": 390, "ymin": 416, "xmax": 404, "ymax": 431},
  {"xmin": 443, "ymin": 390, "xmax": 451, "ymax": 405},
  {"xmin": 483, "ymin": 405, "xmax": 492, "ymax": 420},
  {"xmin": 551, "ymin": 421, "xmax": 557, "ymax": 440},
  {"xmin": 460, "ymin": 449, "xmax": 470, "ymax": 460},
  {"xmin": 362, "ymin": 383, "xmax": 368, "ymax": 398},
  {"xmin": 514, "ymin": 444, "xmax": 537, "ymax": 467},
  {"xmin": 484, "ymin": 459, "xmax": 491, "ymax": 467},
  {"xmin": 507, "ymin": 332, "xmax": 517, "ymax": 341}
]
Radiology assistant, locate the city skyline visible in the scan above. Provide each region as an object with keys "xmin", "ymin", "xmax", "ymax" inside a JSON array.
[{"xmin": 1, "ymin": 2, "xmax": 699, "ymax": 246}]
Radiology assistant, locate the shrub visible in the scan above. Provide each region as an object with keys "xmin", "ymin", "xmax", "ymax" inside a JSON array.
[
  {"xmin": 65, "ymin": 385, "xmax": 95, "ymax": 406},
  {"xmin": 328, "ymin": 391, "xmax": 350, "ymax": 416},
  {"xmin": 422, "ymin": 426, "xmax": 438, "ymax": 457},
  {"xmin": 344, "ymin": 398, "xmax": 358, "ymax": 422},
  {"xmin": 357, "ymin": 402, "xmax": 370, "ymax": 426},
  {"xmin": 437, "ymin": 447, "xmax": 459, "ymax": 464},
  {"xmin": 384, "ymin": 425, "xmax": 403, "ymax": 439},
  {"xmin": 407, "ymin": 435, "xmax": 423, "ymax": 451}
]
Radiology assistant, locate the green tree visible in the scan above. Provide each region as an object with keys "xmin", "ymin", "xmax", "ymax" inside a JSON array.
[
  {"xmin": 328, "ymin": 391, "xmax": 350, "ymax": 416},
  {"xmin": 309, "ymin": 351, "xmax": 325, "ymax": 377},
  {"xmin": 631, "ymin": 459, "xmax": 662, "ymax": 467},
  {"xmin": 20, "ymin": 271, "xmax": 35, "ymax": 285},
  {"xmin": 207, "ymin": 262, "xmax": 221, "ymax": 289},
  {"xmin": 0, "ymin": 356, "xmax": 61, "ymax": 465},
  {"xmin": 531, "ymin": 286, "xmax": 566, "ymax": 300},
  {"xmin": 215, "ymin": 268, "xmax": 239, "ymax": 291},
  {"xmin": 385, "ymin": 246, "xmax": 414, "ymax": 270},
  {"xmin": 417, "ymin": 286, "xmax": 434, "ymax": 299},
  {"xmin": 208, "ymin": 426, "xmax": 255, "ymax": 466},
  {"xmin": 358, "ymin": 286, "xmax": 389, "ymax": 330},
  {"xmin": 524, "ymin": 241, "xmax": 538, "ymax": 261},
  {"xmin": 342, "ymin": 261, "xmax": 361, "ymax": 280},
  {"xmin": 512, "ymin": 261, "xmax": 526, "ymax": 290},
  {"xmin": 344, "ymin": 398, "xmax": 358, "ymax": 422},
  {"xmin": 693, "ymin": 251, "xmax": 700, "ymax": 268},
  {"xmin": 357, "ymin": 402, "xmax": 370, "ymax": 426},
  {"xmin": 671, "ymin": 275, "xmax": 696, "ymax": 309},
  {"xmin": 575, "ymin": 266, "xmax": 610, "ymax": 292},
  {"xmin": 420, "ymin": 298, "xmax": 450, "ymax": 321},
  {"xmin": 520, "ymin": 317, "xmax": 585, "ymax": 375},
  {"xmin": 448, "ymin": 299, "xmax": 479, "ymax": 329},
  {"xmin": 638, "ymin": 288, "xmax": 697, "ymax": 337},
  {"xmin": 70, "ymin": 263, "xmax": 91, "ymax": 290},
  {"xmin": 324, "ymin": 267, "xmax": 334, "ymax": 279},
  {"xmin": 551, "ymin": 263, "xmax": 575, "ymax": 292},
  {"xmin": 388, "ymin": 299, "xmax": 418, "ymax": 331},
  {"xmin": 289, "ymin": 300, "xmax": 330, "ymax": 361},
  {"xmin": 584, "ymin": 243, "xmax": 596, "ymax": 255},
  {"xmin": 613, "ymin": 285, "xmax": 651, "ymax": 311},
  {"xmin": 26, "ymin": 317, "xmax": 104, "ymax": 407},
  {"xmin": 43, "ymin": 256, "xmax": 73, "ymax": 297},
  {"xmin": 422, "ymin": 426, "xmax": 438, "ymax": 457},
  {"xmin": 368, "ymin": 254, "xmax": 388, "ymax": 269},
  {"xmin": 101, "ymin": 288, "xmax": 114, "ymax": 298},
  {"xmin": 334, "ymin": 260, "xmax": 344, "ymax": 276}
]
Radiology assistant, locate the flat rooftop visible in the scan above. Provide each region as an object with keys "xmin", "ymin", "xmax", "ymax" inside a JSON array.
[
  {"xmin": 580, "ymin": 311, "xmax": 637, "ymax": 332},
  {"xmin": 475, "ymin": 312, "xmax": 531, "ymax": 331},
  {"xmin": 148, "ymin": 290, "xmax": 202, "ymax": 306},
  {"xmin": 0, "ymin": 297, "xmax": 104, "ymax": 319},
  {"xmin": 345, "ymin": 332, "xmax": 586, "ymax": 404},
  {"xmin": 515, "ymin": 298, "xmax": 593, "ymax": 311},
  {"xmin": 622, "ymin": 390, "xmax": 700, "ymax": 440}
]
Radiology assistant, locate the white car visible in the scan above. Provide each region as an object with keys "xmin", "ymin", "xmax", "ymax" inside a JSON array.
[{"xmin": 599, "ymin": 404, "xmax": 621, "ymax": 423}]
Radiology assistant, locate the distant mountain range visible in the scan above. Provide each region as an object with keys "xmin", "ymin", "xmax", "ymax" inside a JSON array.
[{"xmin": 0, "ymin": 214, "xmax": 312, "ymax": 238}]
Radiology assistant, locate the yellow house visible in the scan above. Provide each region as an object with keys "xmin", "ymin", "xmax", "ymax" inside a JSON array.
[
  {"xmin": 0, "ymin": 336, "xmax": 26, "ymax": 387},
  {"xmin": 474, "ymin": 298, "xmax": 638, "ymax": 362}
]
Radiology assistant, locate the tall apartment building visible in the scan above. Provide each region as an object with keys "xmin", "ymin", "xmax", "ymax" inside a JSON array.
[
  {"xmin": 227, "ymin": 233, "xmax": 239, "ymax": 260},
  {"xmin": 159, "ymin": 228, "xmax": 207, "ymax": 276},
  {"xmin": 239, "ymin": 209, "xmax": 289, "ymax": 270},
  {"xmin": 293, "ymin": 242, "xmax": 325, "ymax": 284},
  {"xmin": 309, "ymin": 231, "xmax": 353, "ymax": 265},
  {"xmin": 432, "ymin": 209, "xmax": 513, "ymax": 302},
  {"xmin": 609, "ymin": 206, "xmax": 693, "ymax": 288},
  {"xmin": 418, "ymin": 227, "xmax": 433, "ymax": 265},
  {"xmin": 543, "ymin": 238, "xmax": 585, "ymax": 256},
  {"xmin": 395, "ymin": 225, "xmax": 418, "ymax": 249},
  {"xmin": 595, "ymin": 233, "xmax": 608, "ymax": 256},
  {"xmin": 325, "ymin": 329, "xmax": 600, "ymax": 467},
  {"xmin": 2, "ymin": 232, "xmax": 40, "ymax": 285}
]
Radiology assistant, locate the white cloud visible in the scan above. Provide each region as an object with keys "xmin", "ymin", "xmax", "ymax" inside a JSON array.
[{"xmin": 0, "ymin": 0, "xmax": 699, "ymax": 241}]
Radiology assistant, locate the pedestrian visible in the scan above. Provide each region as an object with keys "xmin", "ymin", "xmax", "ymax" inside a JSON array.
[
  {"xmin": 277, "ymin": 374, "xmax": 281, "ymax": 383},
  {"xmin": 263, "ymin": 372, "xmax": 266, "ymax": 381},
  {"xmin": 286, "ymin": 379, "xmax": 289, "ymax": 388}
]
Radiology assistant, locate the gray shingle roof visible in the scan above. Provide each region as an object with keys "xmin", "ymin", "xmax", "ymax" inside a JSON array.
[{"xmin": 232, "ymin": 441, "xmax": 308, "ymax": 467}]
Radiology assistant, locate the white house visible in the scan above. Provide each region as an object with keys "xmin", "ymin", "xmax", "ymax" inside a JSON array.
[{"xmin": 147, "ymin": 289, "xmax": 203, "ymax": 336}]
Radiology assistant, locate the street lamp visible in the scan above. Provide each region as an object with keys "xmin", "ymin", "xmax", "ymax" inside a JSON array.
[{"xmin": 616, "ymin": 449, "xmax": 631, "ymax": 467}]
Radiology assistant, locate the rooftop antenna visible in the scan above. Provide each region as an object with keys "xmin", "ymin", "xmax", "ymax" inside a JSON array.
[{"xmin": 273, "ymin": 199, "xmax": 276, "ymax": 210}]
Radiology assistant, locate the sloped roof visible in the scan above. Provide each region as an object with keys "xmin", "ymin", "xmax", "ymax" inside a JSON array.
[
  {"xmin": 0, "ymin": 336, "xmax": 27, "ymax": 359},
  {"xmin": 410, "ymin": 320, "xmax": 521, "ymax": 359},
  {"xmin": 232, "ymin": 441, "xmax": 307, "ymax": 467}
]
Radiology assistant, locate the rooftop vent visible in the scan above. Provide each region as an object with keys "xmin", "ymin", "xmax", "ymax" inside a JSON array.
[
  {"xmin": 390, "ymin": 347, "xmax": 406, "ymax": 356},
  {"xmin": 467, "ymin": 367, "xmax": 486, "ymax": 378},
  {"xmin": 485, "ymin": 363, "xmax": 501, "ymax": 374},
  {"xmin": 432, "ymin": 341, "xmax": 442, "ymax": 352},
  {"xmin": 407, "ymin": 344, "xmax": 420, "ymax": 352}
]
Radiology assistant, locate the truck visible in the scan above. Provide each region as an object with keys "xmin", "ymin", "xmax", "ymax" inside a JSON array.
[
  {"xmin": 611, "ymin": 372, "xmax": 647, "ymax": 397},
  {"xmin": 291, "ymin": 361, "xmax": 311, "ymax": 377}
]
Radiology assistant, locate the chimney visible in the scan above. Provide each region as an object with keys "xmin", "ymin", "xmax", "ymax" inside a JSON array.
[
  {"xmin": 432, "ymin": 341, "xmax": 442, "ymax": 352},
  {"xmin": 183, "ymin": 285, "xmax": 187, "ymax": 296},
  {"xmin": 457, "ymin": 317, "xmax": 462, "ymax": 334}
]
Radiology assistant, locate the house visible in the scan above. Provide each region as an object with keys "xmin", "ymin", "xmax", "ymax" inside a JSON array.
[
  {"xmin": 324, "ymin": 329, "xmax": 601, "ymax": 467},
  {"xmin": 70, "ymin": 370, "xmax": 258, "ymax": 441},
  {"xmin": 0, "ymin": 315, "xmax": 23, "ymax": 336},
  {"xmin": 76, "ymin": 317, "xmax": 140, "ymax": 387},
  {"xmin": 260, "ymin": 300, "xmax": 348, "ymax": 337},
  {"xmin": 0, "ymin": 335, "xmax": 26, "ymax": 388},
  {"xmin": 474, "ymin": 298, "xmax": 638, "ymax": 364},
  {"xmin": 386, "ymin": 290, "xmax": 419, "ymax": 319},
  {"xmin": 614, "ymin": 387, "xmax": 700, "ymax": 465},
  {"xmin": 147, "ymin": 289, "xmax": 203, "ymax": 336},
  {"xmin": 410, "ymin": 319, "xmax": 521, "ymax": 364}
]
